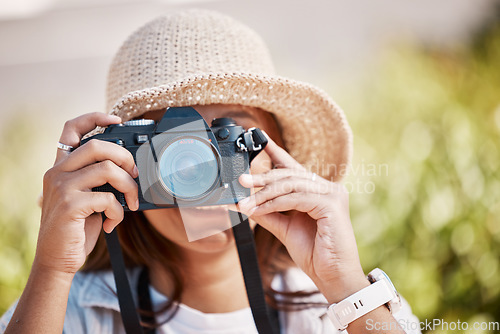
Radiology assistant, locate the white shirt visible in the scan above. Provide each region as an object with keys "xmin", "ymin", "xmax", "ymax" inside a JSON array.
[{"xmin": 150, "ymin": 286, "xmax": 258, "ymax": 333}]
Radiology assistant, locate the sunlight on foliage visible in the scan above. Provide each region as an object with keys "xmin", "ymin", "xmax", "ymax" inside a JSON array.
[
  {"xmin": 340, "ymin": 23, "xmax": 500, "ymax": 332},
  {"xmin": 0, "ymin": 113, "xmax": 57, "ymax": 314}
]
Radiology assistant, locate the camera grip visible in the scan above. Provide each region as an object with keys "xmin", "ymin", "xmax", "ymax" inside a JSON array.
[{"xmin": 93, "ymin": 184, "xmax": 128, "ymax": 209}]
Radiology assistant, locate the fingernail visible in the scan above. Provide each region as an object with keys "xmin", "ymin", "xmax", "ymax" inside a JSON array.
[
  {"xmin": 135, "ymin": 199, "xmax": 140, "ymax": 211},
  {"xmin": 133, "ymin": 165, "xmax": 139, "ymax": 178},
  {"xmin": 239, "ymin": 197, "xmax": 250, "ymax": 205},
  {"xmin": 239, "ymin": 174, "xmax": 252, "ymax": 184},
  {"xmin": 110, "ymin": 115, "xmax": 122, "ymax": 121},
  {"xmin": 246, "ymin": 206, "xmax": 258, "ymax": 216}
]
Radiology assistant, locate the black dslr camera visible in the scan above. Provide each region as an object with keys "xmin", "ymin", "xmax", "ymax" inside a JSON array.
[{"xmin": 81, "ymin": 107, "xmax": 267, "ymax": 211}]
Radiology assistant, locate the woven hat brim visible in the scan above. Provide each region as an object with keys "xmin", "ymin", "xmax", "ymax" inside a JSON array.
[{"xmin": 95, "ymin": 72, "xmax": 352, "ymax": 182}]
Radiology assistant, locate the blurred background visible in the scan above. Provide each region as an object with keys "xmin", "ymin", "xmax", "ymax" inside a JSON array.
[{"xmin": 1, "ymin": 0, "xmax": 499, "ymax": 332}]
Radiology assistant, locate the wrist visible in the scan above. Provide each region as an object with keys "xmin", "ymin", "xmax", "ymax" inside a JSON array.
[
  {"xmin": 325, "ymin": 268, "xmax": 404, "ymax": 332},
  {"xmin": 31, "ymin": 258, "xmax": 76, "ymax": 284},
  {"xmin": 316, "ymin": 271, "xmax": 370, "ymax": 304}
]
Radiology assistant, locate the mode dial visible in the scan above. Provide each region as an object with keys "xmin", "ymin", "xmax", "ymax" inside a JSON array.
[{"xmin": 123, "ymin": 119, "xmax": 155, "ymax": 126}]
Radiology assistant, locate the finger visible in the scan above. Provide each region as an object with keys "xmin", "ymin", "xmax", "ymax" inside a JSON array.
[
  {"xmin": 239, "ymin": 168, "xmax": 320, "ymax": 188},
  {"xmin": 59, "ymin": 139, "xmax": 138, "ymax": 178},
  {"xmin": 56, "ymin": 113, "xmax": 121, "ymax": 164},
  {"xmin": 84, "ymin": 213, "xmax": 104, "ymax": 256},
  {"xmin": 250, "ymin": 213, "xmax": 291, "ymax": 244},
  {"xmin": 251, "ymin": 192, "xmax": 328, "ymax": 220},
  {"xmin": 239, "ymin": 177, "xmax": 333, "ymax": 212},
  {"xmin": 84, "ymin": 191, "xmax": 124, "ymax": 233},
  {"xmin": 72, "ymin": 160, "xmax": 139, "ymax": 211},
  {"xmin": 262, "ymin": 130, "xmax": 305, "ymax": 170}
]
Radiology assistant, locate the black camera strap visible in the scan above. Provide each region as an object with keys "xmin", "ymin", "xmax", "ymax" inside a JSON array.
[
  {"xmin": 137, "ymin": 268, "xmax": 156, "ymax": 334},
  {"xmin": 229, "ymin": 210, "xmax": 281, "ymax": 334},
  {"xmin": 102, "ymin": 213, "xmax": 145, "ymax": 334}
]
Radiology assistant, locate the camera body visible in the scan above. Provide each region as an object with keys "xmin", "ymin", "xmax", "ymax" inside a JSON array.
[{"xmin": 81, "ymin": 107, "xmax": 267, "ymax": 211}]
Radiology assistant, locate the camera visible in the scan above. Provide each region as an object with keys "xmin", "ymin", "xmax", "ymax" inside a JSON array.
[{"xmin": 81, "ymin": 106, "xmax": 267, "ymax": 211}]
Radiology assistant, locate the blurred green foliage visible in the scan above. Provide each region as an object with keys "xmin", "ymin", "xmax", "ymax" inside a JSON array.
[
  {"xmin": 341, "ymin": 19, "xmax": 500, "ymax": 333},
  {"xmin": 1, "ymin": 16, "xmax": 499, "ymax": 334},
  {"xmin": 0, "ymin": 113, "xmax": 51, "ymax": 314}
]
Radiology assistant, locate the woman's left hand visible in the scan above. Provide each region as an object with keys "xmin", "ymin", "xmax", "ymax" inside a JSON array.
[{"xmin": 238, "ymin": 133, "xmax": 369, "ymax": 303}]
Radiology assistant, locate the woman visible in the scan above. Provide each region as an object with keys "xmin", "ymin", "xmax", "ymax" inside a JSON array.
[{"xmin": 1, "ymin": 9, "xmax": 420, "ymax": 334}]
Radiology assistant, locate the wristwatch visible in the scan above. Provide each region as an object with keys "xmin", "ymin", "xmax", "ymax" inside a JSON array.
[{"xmin": 326, "ymin": 268, "xmax": 402, "ymax": 331}]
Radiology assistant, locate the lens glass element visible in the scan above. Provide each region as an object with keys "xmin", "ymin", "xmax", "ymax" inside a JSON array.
[{"xmin": 158, "ymin": 137, "xmax": 219, "ymax": 200}]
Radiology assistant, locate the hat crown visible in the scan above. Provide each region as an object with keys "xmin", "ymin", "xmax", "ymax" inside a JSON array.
[{"xmin": 106, "ymin": 9, "xmax": 276, "ymax": 111}]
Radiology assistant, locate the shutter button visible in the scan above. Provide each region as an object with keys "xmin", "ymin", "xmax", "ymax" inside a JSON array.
[{"xmin": 217, "ymin": 128, "xmax": 230, "ymax": 140}]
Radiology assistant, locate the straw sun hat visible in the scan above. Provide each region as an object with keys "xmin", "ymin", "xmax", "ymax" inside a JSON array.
[{"xmin": 96, "ymin": 9, "xmax": 352, "ymax": 182}]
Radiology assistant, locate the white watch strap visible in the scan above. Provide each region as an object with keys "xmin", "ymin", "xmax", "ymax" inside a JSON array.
[{"xmin": 326, "ymin": 280, "xmax": 396, "ymax": 330}]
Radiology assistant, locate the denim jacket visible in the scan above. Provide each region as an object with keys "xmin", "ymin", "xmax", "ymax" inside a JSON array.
[{"xmin": 1, "ymin": 267, "xmax": 420, "ymax": 333}]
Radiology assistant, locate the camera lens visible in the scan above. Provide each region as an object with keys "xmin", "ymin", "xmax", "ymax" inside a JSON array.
[
  {"xmin": 158, "ymin": 137, "xmax": 220, "ymax": 200},
  {"xmin": 174, "ymin": 154, "xmax": 199, "ymax": 181}
]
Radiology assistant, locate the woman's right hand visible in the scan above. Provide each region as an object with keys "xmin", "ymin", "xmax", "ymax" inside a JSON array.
[{"xmin": 36, "ymin": 112, "xmax": 139, "ymax": 276}]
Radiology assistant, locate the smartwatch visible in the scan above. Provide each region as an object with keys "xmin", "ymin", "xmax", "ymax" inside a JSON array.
[{"xmin": 326, "ymin": 268, "xmax": 402, "ymax": 331}]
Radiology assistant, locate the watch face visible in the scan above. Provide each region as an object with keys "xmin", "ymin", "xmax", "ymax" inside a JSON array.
[
  {"xmin": 368, "ymin": 268, "xmax": 402, "ymax": 314},
  {"xmin": 381, "ymin": 270, "xmax": 396, "ymax": 291}
]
